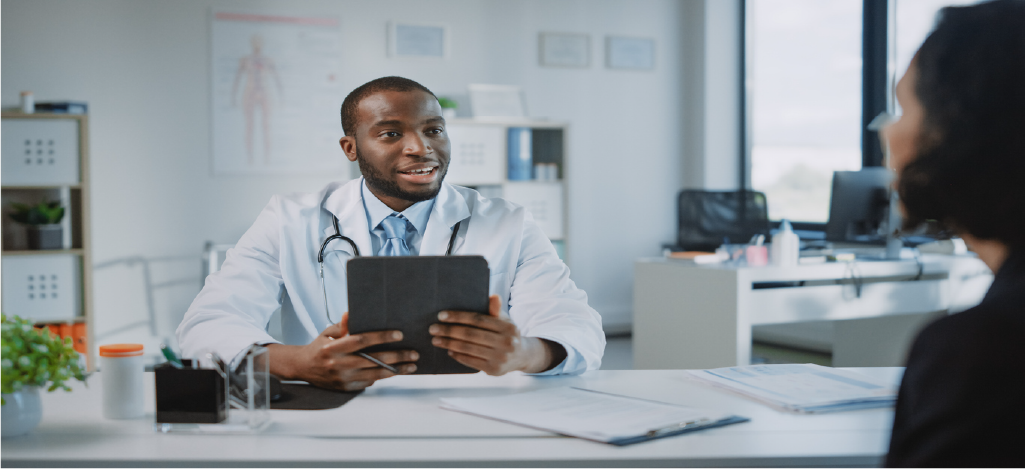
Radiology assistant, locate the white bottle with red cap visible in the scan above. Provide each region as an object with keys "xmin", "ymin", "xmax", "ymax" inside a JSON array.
[{"xmin": 99, "ymin": 344, "xmax": 145, "ymax": 419}]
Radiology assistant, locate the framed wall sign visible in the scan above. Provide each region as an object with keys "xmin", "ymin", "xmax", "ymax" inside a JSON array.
[
  {"xmin": 606, "ymin": 36, "xmax": 655, "ymax": 70},
  {"xmin": 539, "ymin": 32, "xmax": 590, "ymax": 68},
  {"xmin": 388, "ymin": 22, "xmax": 449, "ymax": 58}
]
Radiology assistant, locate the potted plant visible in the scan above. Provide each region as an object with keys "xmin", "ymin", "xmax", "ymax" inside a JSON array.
[
  {"xmin": 1, "ymin": 314, "xmax": 86, "ymax": 438},
  {"xmin": 438, "ymin": 97, "xmax": 458, "ymax": 119},
  {"xmin": 9, "ymin": 201, "xmax": 64, "ymax": 250}
]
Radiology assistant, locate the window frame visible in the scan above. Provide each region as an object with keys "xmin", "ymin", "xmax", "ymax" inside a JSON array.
[{"xmin": 742, "ymin": 0, "xmax": 891, "ymax": 229}]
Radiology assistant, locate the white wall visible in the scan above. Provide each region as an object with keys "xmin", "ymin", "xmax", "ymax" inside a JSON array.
[
  {"xmin": 680, "ymin": 0, "xmax": 744, "ymax": 191},
  {"xmin": 3, "ymin": 0, "xmax": 733, "ymax": 345}
]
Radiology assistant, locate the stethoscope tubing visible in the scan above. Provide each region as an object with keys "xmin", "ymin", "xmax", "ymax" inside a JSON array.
[
  {"xmin": 316, "ymin": 213, "xmax": 464, "ymax": 324},
  {"xmin": 318, "ymin": 215, "xmax": 463, "ymax": 265}
]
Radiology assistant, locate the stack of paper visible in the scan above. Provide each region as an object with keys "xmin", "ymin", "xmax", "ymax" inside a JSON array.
[
  {"xmin": 440, "ymin": 387, "xmax": 748, "ymax": 446},
  {"xmin": 686, "ymin": 364, "xmax": 898, "ymax": 413}
]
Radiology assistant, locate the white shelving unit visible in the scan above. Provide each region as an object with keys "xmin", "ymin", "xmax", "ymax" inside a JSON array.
[
  {"xmin": 2, "ymin": 111, "xmax": 95, "ymax": 370},
  {"xmin": 444, "ymin": 118, "xmax": 569, "ymax": 261}
]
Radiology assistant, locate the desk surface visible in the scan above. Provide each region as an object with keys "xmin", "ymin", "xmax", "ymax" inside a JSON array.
[
  {"xmin": 638, "ymin": 253, "xmax": 987, "ymax": 282},
  {"xmin": 2, "ymin": 368, "xmax": 902, "ymax": 468}
]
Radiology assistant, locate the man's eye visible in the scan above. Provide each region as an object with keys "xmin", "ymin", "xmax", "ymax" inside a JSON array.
[
  {"xmin": 382, "ymin": 132, "xmax": 400, "ymax": 138},
  {"xmin": 427, "ymin": 128, "xmax": 444, "ymax": 135}
]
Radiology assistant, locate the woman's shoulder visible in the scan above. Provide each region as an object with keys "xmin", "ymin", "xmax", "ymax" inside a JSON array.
[
  {"xmin": 919, "ymin": 251, "xmax": 1025, "ymax": 350},
  {"xmin": 913, "ymin": 297, "xmax": 1024, "ymax": 362},
  {"xmin": 890, "ymin": 268, "xmax": 1025, "ymax": 467}
]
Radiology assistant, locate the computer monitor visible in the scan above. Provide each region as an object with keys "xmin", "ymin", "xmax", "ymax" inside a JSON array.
[{"xmin": 825, "ymin": 168, "xmax": 893, "ymax": 243}]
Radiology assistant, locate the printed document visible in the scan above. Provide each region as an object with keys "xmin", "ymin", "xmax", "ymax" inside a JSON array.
[
  {"xmin": 441, "ymin": 387, "xmax": 742, "ymax": 445},
  {"xmin": 686, "ymin": 364, "xmax": 897, "ymax": 413}
]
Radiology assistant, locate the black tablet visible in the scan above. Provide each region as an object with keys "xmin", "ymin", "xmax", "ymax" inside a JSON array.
[{"xmin": 346, "ymin": 256, "xmax": 490, "ymax": 374}]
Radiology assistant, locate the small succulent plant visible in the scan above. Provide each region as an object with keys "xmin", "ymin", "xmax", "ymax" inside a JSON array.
[{"xmin": 9, "ymin": 201, "xmax": 64, "ymax": 226}]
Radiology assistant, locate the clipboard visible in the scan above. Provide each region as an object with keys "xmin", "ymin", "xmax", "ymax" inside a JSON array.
[
  {"xmin": 346, "ymin": 256, "xmax": 490, "ymax": 374},
  {"xmin": 608, "ymin": 415, "xmax": 750, "ymax": 446},
  {"xmin": 440, "ymin": 387, "xmax": 750, "ymax": 446}
]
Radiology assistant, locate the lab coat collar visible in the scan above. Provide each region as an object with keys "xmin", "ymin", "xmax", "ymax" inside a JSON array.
[
  {"xmin": 320, "ymin": 178, "xmax": 469, "ymax": 256},
  {"xmin": 421, "ymin": 180, "xmax": 471, "ymax": 255},
  {"xmin": 321, "ymin": 178, "xmax": 372, "ymax": 257}
]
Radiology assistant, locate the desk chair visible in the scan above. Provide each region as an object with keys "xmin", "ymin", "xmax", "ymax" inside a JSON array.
[{"xmin": 666, "ymin": 190, "xmax": 771, "ymax": 252}]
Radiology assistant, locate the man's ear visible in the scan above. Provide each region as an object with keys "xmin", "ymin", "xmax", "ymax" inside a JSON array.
[{"xmin": 339, "ymin": 136, "xmax": 358, "ymax": 162}]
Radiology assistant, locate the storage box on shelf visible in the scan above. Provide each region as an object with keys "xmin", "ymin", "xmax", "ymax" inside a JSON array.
[
  {"xmin": 1, "ymin": 111, "xmax": 95, "ymax": 370},
  {"xmin": 444, "ymin": 118, "xmax": 568, "ymax": 261}
]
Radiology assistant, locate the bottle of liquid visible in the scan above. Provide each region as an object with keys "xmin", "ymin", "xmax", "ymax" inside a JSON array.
[{"xmin": 771, "ymin": 219, "xmax": 800, "ymax": 266}]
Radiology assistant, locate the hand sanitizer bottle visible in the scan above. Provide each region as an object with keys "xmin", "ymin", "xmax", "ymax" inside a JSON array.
[{"xmin": 771, "ymin": 219, "xmax": 800, "ymax": 266}]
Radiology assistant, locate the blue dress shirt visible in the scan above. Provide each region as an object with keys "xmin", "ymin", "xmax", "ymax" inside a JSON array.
[{"xmin": 361, "ymin": 180, "xmax": 435, "ymax": 256}]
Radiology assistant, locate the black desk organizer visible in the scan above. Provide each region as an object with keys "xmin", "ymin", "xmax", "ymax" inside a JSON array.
[{"xmin": 154, "ymin": 359, "xmax": 227, "ymax": 424}]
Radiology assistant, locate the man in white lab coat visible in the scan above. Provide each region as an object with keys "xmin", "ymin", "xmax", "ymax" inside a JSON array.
[{"xmin": 177, "ymin": 76, "xmax": 604, "ymax": 390}]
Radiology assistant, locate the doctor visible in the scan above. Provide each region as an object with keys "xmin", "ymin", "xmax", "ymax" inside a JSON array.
[{"xmin": 178, "ymin": 76, "xmax": 604, "ymax": 390}]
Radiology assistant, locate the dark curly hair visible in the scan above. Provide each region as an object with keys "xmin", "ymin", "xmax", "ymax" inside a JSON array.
[
  {"xmin": 899, "ymin": 0, "xmax": 1025, "ymax": 249},
  {"xmin": 340, "ymin": 76, "xmax": 437, "ymax": 137}
]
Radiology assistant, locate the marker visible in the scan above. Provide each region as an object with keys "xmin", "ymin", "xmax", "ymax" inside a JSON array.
[
  {"xmin": 160, "ymin": 343, "xmax": 183, "ymax": 368},
  {"xmin": 358, "ymin": 352, "xmax": 399, "ymax": 374}
]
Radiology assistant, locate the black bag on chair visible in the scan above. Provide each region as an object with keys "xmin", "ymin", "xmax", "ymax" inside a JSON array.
[{"xmin": 671, "ymin": 190, "xmax": 771, "ymax": 252}]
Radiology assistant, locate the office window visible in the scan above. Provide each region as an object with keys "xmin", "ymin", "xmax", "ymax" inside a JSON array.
[
  {"xmin": 892, "ymin": 0, "xmax": 981, "ymax": 114},
  {"xmin": 747, "ymin": 0, "xmax": 863, "ymax": 223}
]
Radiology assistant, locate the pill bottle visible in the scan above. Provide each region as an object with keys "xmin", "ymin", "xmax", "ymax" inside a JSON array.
[
  {"xmin": 20, "ymin": 91, "xmax": 34, "ymax": 114},
  {"xmin": 99, "ymin": 343, "xmax": 145, "ymax": 419}
]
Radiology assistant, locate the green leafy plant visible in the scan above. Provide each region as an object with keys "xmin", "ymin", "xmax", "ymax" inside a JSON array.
[
  {"xmin": 9, "ymin": 201, "xmax": 64, "ymax": 226},
  {"xmin": 437, "ymin": 97, "xmax": 458, "ymax": 109},
  {"xmin": 1, "ymin": 314, "xmax": 86, "ymax": 405}
]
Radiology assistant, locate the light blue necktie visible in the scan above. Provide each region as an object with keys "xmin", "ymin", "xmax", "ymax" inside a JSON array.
[{"xmin": 378, "ymin": 214, "xmax": 411, "ymax": 256}]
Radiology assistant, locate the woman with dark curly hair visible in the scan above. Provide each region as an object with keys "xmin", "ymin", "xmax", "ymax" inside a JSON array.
[{"xmin": 883, "ymin": 0, "xmax": 1025, "ymax": 466}]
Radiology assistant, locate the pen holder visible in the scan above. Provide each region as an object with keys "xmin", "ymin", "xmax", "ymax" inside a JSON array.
[
  {"xmin": 154, "ymin": 348, "xmax": 271, "ymax": 433},
  {"xmin": 227, "ymin": 345, "xmax": 271, "ymax": 431},
  {"xmin": 154, "ymin": 360, "xmax": 227, "ymax": 424}
]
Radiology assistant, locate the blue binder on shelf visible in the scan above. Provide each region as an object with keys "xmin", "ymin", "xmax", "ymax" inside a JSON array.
[{"xmin": 507, "ymin": 127, "xmax": 532, "ymax": 180}]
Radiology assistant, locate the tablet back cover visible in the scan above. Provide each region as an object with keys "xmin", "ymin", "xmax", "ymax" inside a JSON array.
[{"xmin": 346, "ymin": 256, "xmax": 490, "ymax": 374}]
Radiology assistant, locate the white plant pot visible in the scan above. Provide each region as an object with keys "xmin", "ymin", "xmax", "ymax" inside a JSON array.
[{"xmin": 1, "ymin": 386, "xmax": 43, "ymax": 438}]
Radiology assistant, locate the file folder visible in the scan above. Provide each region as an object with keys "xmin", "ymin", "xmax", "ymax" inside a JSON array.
[{"xmin": 441, "ymin": 386, "xmax": 749, "ymax": 446}]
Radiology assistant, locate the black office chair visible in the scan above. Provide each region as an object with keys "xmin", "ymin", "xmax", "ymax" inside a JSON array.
[{"xmin": 665, "ymin": 190, "xmax": 771, "ymax": 252}]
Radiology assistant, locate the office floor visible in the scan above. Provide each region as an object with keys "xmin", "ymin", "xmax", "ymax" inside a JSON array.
[{"xmin": 599, "ymin": 335, "xmax": 832, "ymax": 370}]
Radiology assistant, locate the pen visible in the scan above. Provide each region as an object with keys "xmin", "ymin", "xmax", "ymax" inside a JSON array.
[
  {"xmin": 160, "ymin": 343, "xmax": 183, "ymax": 368},
  {"xmin": 358, "ymin": 352, "xmax": 400, "ymax": 374}
]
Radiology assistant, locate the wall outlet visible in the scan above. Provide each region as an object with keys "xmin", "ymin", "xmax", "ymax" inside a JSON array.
[
  {"xmin": 1, "ymin": 254, "xmax": 81, "ymax": 321},
  {"xmin": 1, "ymin": 119, "xmax": 80, "ymax": 186}
]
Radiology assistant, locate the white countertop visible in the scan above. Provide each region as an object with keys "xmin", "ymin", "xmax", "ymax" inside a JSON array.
[{"xmin": 2, "ymin": 368, "xmax": 902, "ymax": 467}]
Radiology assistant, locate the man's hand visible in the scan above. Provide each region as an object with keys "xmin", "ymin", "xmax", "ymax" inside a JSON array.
[
  {"xmin": 429, "ymin": 295, "xmax": 566, "ymax": 375},
  {"xmin": 266, "ymin": 313, "xmax": 418, "ymax": 391}
]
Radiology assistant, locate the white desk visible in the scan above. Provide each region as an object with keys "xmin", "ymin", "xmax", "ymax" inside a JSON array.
[
  {"xmin": 2, "ymin": 368, "xmax": 901, "ymax": 467},
  {"xmin": 634, "ymin": 254, "xmax": 991, "ymax": 369}
]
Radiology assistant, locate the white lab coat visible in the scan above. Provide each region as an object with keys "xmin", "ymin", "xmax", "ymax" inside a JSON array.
[{"xmin": 177, "ymin": 178, "xmax": 604, "ymax": 374}]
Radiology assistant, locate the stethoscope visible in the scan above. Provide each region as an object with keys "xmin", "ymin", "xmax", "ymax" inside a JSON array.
[{"xmin": 315, "ymin": 212, "xmax": 465, "ymax": 321}]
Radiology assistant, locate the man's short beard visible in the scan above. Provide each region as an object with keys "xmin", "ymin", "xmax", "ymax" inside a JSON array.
[{"xmin": 355, "ymin": 141, "xmax": 447, "ymax": 203}]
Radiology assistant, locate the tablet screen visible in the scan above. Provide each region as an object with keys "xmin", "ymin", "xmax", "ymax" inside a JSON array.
[{"xmin": 346, "ymin": 256, "xmax": 490, "ymax": 374}]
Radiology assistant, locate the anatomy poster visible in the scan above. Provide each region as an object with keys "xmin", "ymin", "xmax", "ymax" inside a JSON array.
[{"xmin": 211, "ymin": 11, "xmax": 348, "ymax": 176}]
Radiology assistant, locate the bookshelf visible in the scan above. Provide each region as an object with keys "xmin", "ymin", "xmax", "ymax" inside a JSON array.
[
  {"xmin": 444, "ymin": 118, "xmax": 569, "ymax": 262},
  {"xmin": 1, "ymin": 112, "xmax": 95, "ymax": 370}
]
